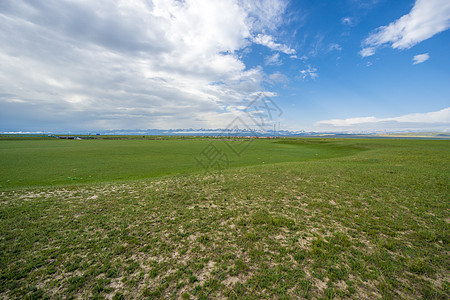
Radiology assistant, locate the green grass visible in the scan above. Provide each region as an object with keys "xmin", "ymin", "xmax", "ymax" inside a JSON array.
[
  {"xmin": 0, "ymin": 138, "xmax": 362, "ymax": 189},
  {"xmin": 0, "ymin": 137, "xmax": 449, "ymax": 299}
]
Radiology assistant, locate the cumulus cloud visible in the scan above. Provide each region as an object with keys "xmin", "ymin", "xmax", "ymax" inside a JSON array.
[
  {"xmin": 316, "ymin": 107, "xmax": 450, "ymax": 131},
  {"xmin": 0, "ymin": 0, "xmax": 291, "ymax": 131},
  {"xmin": 413, "ymin": 53, "xmax": 430, "ymax": 64},
  {"xmin": 360, "ymin": 0, "xmax": 450, "ymax": 57}
]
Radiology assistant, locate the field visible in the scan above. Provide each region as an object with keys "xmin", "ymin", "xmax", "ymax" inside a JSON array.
[
  {"xmin": 0, "ymin": 137, "xmax": 449, "ymax": 299},
  {"xmin": 0, "ymin": 137, "xmax": 361, "ymax": 189}
]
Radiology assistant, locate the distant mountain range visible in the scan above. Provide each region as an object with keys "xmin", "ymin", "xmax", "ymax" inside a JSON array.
[{"xmin": 2, "ymin": 128, "xmax": 449, "ymax": 138}]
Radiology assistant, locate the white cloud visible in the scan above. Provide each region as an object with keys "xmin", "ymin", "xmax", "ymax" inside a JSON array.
[
  {"xmin": 268, "ymin": 71, "xmax": 288, "ymax": 84},
  {"xmin": 0, "ymin": 0, "xmax": 290, "ymax": 131},
  {"xmin": 299, "ymin": 65, "xmax": 318, "ymax": 80},
  {"xmin": 289, "ymin": 55, "xmax": 308, "ymax": 60},
  {"xmin": 328, "ymin": 43, "xmax": 342, "ymax": 51},
  {"xmin": 341, "ymin": 17, "xmax": 353, "ymax": 26},
  {"xmin": 413, "ymin": 53, "xmax": 430, "ymax": 64},
  {"xmin": 360, "ymin": 47, "xmax": 376, "ymax": 57},
  {"xmin": 265, "ymin": 53, "xmax": 282, "ymax": 66},
  {"xmin": 308, "ymin": 34, "xmax": 324, "ymax": 57},
  {"xmin": 391, "ymin": 107, "xmax": 450, "ymax": 123},
  {"xmin": 360, "ymin": 0, "xmax": 450, "ymax": 57},
  {"xmin": 240, "ymin": 0, "xmax": 289, "ymax": 31},
  {"xmin": 350, "ymin": 0, "xmax": 381, "ymax": 10},
  {"xmin": 253, "ymin": 33, "xmax": 296, "ymax": 54},
  {"xmin": 318, "ymin": 116, "xmax": 378, "ymax": 127},
  {"xmin": 316, "ymin": 107, "xmax": 450, "ymax": 131}
]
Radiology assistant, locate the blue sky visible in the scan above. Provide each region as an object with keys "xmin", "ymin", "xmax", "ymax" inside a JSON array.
[{"xmin": 0, "ymin": 0, "xmax": 449, "ymax": 133}]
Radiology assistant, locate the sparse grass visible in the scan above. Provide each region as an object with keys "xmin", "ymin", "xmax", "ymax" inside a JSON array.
[{"xmin": 0, "ymin": 138, "xmax": 448, "ymax": 299}]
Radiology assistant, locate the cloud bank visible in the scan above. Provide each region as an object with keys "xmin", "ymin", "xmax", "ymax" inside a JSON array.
[
  {"xmin": 361, "ymin": 0, "xmax": 450, "ymax": 57},
  {"xmin": 0, "ymin": 0, "xmax": 291, "ymax": 131},
  {"xmin": 316, "ymin": 107, "xmax": 450, "ymax": 132}
]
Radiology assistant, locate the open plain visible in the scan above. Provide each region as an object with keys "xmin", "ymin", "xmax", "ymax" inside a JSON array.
[{"xmin": 0, "ymin": 137, "xmax": 448, "ymax": 299}]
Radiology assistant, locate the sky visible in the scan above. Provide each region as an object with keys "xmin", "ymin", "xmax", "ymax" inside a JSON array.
[{"xmin": 0, "ymin": 0, "xmax": 449, "ymax": 133}]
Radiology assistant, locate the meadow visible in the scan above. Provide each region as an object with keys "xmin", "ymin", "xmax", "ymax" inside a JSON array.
[
  {"xmin": 0, "ymin": 137, "xmax": 448, "ymax": 299},
  {"xmin": 0, "ymin": 137, "xmax": 361, "ymax": 189}
]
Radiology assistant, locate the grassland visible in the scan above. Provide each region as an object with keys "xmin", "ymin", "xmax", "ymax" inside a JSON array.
[
  {"xmin": 0, "ymin": 138, "xmax": 361, "ymax": 189},
  {"xmin": 0, "ymin": 137, "xmax": 449, "ymax": 299}
]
